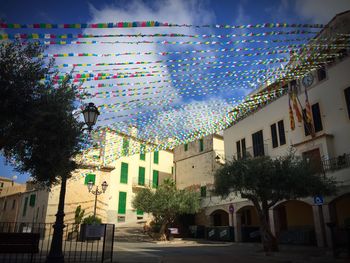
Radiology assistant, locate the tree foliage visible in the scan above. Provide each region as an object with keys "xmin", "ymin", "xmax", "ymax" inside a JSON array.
[
  {"xmin": 132, "ymin": 178, "xmax": 200, "ymax": 238},
  {"xmin": 0, "ymin": 41, "xmax": 84, "ymax": 186},
  {"xmin": 214, "ymin": 152, "xmax": 337, "ymax": 251}
]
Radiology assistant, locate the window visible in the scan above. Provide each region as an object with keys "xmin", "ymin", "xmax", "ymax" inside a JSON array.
[
  {"xmin": 122, "ymin": 138, "xmax": 129, "ymax": 156},
  {"xmin": 23, "ymin": 197, "xmax": 28, "ymax": 217},
  {"xmin": 120, "ymin": 162, "xmax": 128, "ymax": 184},
  {"xmin": 270, "ymin": 123, "xmax": 278, "ymax": 148},
  {"xmin": 136, "ymin": 209, "xmax": 144, "ymax": 216},
  {"xmin": 252, "ymin": 130, "xmax": 264, "ymax": 157},
  {"xmin": 317, "ymin": 67, "xmax": 326, "ymax": 81},
  {"xmin": 236, "ymin": 138, "xmax": 246, "ymax": 159},
  {"xmin": 118, "ymin": 192, "xmax": 127, "ymax": 214},
  {"xmin": 345, "ymin": 87, "xmax": 350, "ymax": 119},
  {"xmin": 3, "ymin": 201, "xmax": 7, "ymax": 211},
  {"xmin": 152, "ymin": 170, "xmax": 159, "ymax": 188},
  {"xmin": 12, "ymin": 200, "xmax": 16, "ymax": 210},
  {"xmin": 312, "ymin": 103, "xmax": 323, "ymax": 132},
  {"xmin": 236, "ymin": 140, "xmax": 241, "ymax": 159},
  {"xmin": 303, "ymin": 103, "xmax": 323, "ymax": 136},
  {"xmin": 138, "ymin": 167, "xmax": 145, "ymax": 186},
  {"xmin": 140, "ymin": 144, "xmax": 146, "ymax": 160},
  {"xmin": 278, "ymin": 120, "xmax": 286, "ymax": 145},
  {"xmin": 199, "ymin": 139, "xmax": 204, "ymax": 152},
  {"xmin": 184, "ymin": 144, "xmax": 188, "ymax": 151},
  {"xmin": 153, "ymin": 151, "xmax": 159, "ymax": 164},
  {"xmin": 29, "ymin": 194, "xmax": 36, "ymax": 207},
  {"xmin": 271, "ymin": 120, "xmax": 286, "ymax": 148},
  {"xmin": 84, "ymin": 173, "xmax": 96, "ymax": 185},
  {"xmin": 200, "ymin": 186, "xmax": 206, "ymax": 197},
  {"xmin": 0, "ymin": 182, "xmax": 3, "ymax": 188}
]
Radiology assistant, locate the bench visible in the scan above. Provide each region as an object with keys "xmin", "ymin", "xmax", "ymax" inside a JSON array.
[{"xmin": 0, "ymin": 232, "xmax": 40, "ymax": 262}]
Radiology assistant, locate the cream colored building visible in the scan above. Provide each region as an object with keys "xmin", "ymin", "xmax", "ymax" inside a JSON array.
[
  {"xmin": 0, "ymin": 128, "xmax": 174, "ymax": 227},
  {"xmin": 197, "ymin": 11, "xmax": 350, "ymax": 248}
]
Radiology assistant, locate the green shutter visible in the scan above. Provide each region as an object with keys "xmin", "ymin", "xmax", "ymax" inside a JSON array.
[
  {"xmin": 140, "ymin": 144, "xmax": 146, "ymax": 160},
  {"xmin": 84, "ymin": 173, "xmax": 96, "ymax": 185},
  {"xmin": 122, "ymin": 138, "xmax": 129, "ymax": 156},
  {"xmin": 199, "ymin": 139, "xmax": 204, "ymax": 152},
  {"xmin": 85, "ymin": 174, "xmax": 95, "ymax": 185},
  {"xmin": 184, "ymin": 144, "xmax": 188, "ymax": 151},
  {"xmin": 120, "ymin": 162, "xmax": 128, "ymax": 184},
  {"xmin": 118, "ymin": 192, "xmax": 127, "ymax": 214},
  {"xmin": 153, "ymin": 151, "xmax": 159, "ymax": 164},
  {"xmin": 138, "ymin": 167, "xmax": 145, "ymax": 186},
  {"xmin": 23, "ymin": 197, "xmax": 28, "ymax": 216},
  {"xmin": 152, "ymin": 170, "xmax": 159, "ymax": 188},
  {"xmin": 200, "ymin": 186, "xmax": 206, "ymax": 197},
  {"xmin": 29, "ymin": 194, "xmax": 36, "ymax": 207},
  {"xmin": 136, "ymin": 209, "xmax": 144, "ymax": 215}
]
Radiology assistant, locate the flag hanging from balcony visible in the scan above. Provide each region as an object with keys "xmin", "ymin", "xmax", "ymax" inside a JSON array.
[
  {"xmin": 289, "ymin": 97, "xmax": 295, "ymax": 130},
  {"xmin": 304, "ymin": 86, "xmax": 316, "ymax": 137}
]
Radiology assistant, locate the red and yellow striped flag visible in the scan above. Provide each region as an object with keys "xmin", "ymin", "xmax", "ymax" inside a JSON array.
[
  {"xmin": 291, "ymin": 93, "xmax": 302, "ymax": 123},
  {"xmin": 289, "ymin": 97, "xmax": 295, "ymax": 131}
]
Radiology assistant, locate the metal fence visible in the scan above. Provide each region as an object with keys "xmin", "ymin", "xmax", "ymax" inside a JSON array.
[
  {"xmin": 322, "ymin": 153, "xmax": 350, "ymax": 173},
  {"xmin": 0, "ymin": 222, "xmax": 114, "ymax": 263}
]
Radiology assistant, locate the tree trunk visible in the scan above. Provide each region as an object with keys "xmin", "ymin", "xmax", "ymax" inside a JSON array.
[
  {"xmin": 159, "ymin": 222, "xmax": 168, "ymax": 241},
  {"xmin": 258, "ymin": 207, "xmax": 279, "ymax": 253}
]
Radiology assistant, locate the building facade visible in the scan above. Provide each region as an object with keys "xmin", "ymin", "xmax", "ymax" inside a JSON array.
[{"xmin": 197, "ymin": 11, "xmax": 350, "ymax": 247}]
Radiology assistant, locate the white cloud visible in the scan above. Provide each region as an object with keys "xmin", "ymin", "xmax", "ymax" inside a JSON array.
[
  {"xmin": 295, "ymin": 0, "xmax": 350, "ymax": 23},
  {"xmin": 47, "ymin": 0, "xmax": 224, "ymax": 143}
]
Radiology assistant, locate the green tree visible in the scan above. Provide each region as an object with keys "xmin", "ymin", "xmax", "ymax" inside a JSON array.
[
  {"xmin": 74, "ymin": 205, "xmax": 85, "ymax": 231},
  {"xmin": 0, "ymin": 41, "xmax": 84, "ymax": 262},
  {"xmin": 214, "ymin": 153, "xmax": 337, "ymax": 252},
  {"xmin": 132, "ymin": 178, "xmax": 200, "ymax": 240}
]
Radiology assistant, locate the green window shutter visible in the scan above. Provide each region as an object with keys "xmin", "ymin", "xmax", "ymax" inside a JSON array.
[
  {"xmin": 120, "ymin": 162, "xmax": 128, "ymax": 184},
  {"xmin": 138, "ymin": 167, "xmax": 145, "ymax": 186},
  {"xmin": 23, "ymin": 197, "xmax": 28, "ymax": 216},
  {"xmin": 84, "ymin": 174, "xmax": 96, "ymax": 185},
  {"xmin": 152, "ymin": 170, "xmax": 159, "ymax": 188},
  {"xmin": 140, "ymin": 144, "xmax": 146, "ymax": 161},
  {"xmin": 122, "ymin": 138, "xmax": 129, "ymax": 156},
  {"xmin": 118, "ymin": 192, "xmax": 127, "ymax": 214},
  {"xmin": 199, "ymin": 139, "xmax": 204, "ymax": 152},
  {"xmin": 136, "ymin": 209, "xmax": 144, "ymax": 215},
  {"xmin": 200, "ymin": 186, "xmax": 206, "ymax": 197},
  {"xmin": 29, "ymin": 194, "xmax": 36, "ymax": 207},
  {"xmin": 184, "ymin": 144, "xmax": 188, "ymax": 151},
  {"xmin": 153, "ymin": 151, "xmax": 159, "ymax": 164}
]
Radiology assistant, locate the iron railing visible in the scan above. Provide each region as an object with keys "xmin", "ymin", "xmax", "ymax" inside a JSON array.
[
  {"xmin": 132, "ymin": 177, "xmax": 157, "ymax": 188},
  {"xmin": 321, "ymin": 153, "xmax": 350, "ymax": 173},
  {"xmin": 0, "ymin": 222, "xmax": 114, "ymax": 263}
]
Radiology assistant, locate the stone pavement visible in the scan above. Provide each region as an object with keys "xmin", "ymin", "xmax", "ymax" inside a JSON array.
[{"xmin": 113, "ymin": 239, "xmax": 350, "ymax": 263}]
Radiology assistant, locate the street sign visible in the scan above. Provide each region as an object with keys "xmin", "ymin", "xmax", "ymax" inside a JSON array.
[
  {"xmin": 229, "ymin": 204, "xmax": 234, "ymax": 213},
  {"xmin": 314, "ymin": 196, "xmax": 324, "ymax": 205}
]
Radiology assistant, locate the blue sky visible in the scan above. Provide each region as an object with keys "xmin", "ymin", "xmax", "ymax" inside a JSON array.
[{"xmin": 1, "ymin": 0, "xmax": 350, "ymax": 183}]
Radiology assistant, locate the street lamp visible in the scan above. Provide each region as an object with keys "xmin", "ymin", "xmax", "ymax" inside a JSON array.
[
  {"xmin": 87, "ymin": 180, "xmax": 108, "ymax": 218},
  {"xmin": 82, "ymin": 102, "xmax": 100, "ymax": 132}
]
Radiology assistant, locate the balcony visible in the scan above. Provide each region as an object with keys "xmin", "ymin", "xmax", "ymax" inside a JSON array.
[
  {"xmin": 233, "ymin": 144, "xmax": 269, "ymax": 160},
  {"xmin": 321, "ymin": 153, "xmax": 350, "ymax": 173},
  {"xmin": 132, "ymin": 177, "xmax": 157, "ymax": 190}
]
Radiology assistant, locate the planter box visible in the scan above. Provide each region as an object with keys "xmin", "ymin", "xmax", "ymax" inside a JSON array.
[{"xmin": 79, "ymin": 224, "xmax": 105, "ymax": 241}]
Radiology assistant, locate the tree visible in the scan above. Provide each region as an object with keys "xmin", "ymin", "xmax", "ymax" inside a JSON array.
[
  {"xmin": 0, "ymin": 41, "xmax": 84, "ymax": 263},
  {"xmin": 132, "ymin": 178, "xmax": 201, "ymax": 240},
  {"xmin": 214, "ymin": 152, "xmax": 337, "ymax": 252},
  {"xmin": 74, "ymin": 205, "xmax": 85, "ymax": 231}
]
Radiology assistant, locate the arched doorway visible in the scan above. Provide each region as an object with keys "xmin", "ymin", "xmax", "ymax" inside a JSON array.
[
  {"xmin": 236, "ymin": 206, "xmax": 260, "ymax": 242},
  {"xmin": 274, "ymin": 200, "xmax": 315, "ymax": 245},
  {"xmin": 210, "ymin": 209, "xmax": 229, "ymax": 226},
  {"xmin": 329, "ymin": 193, "xmax": 350, "ymax": 227}
]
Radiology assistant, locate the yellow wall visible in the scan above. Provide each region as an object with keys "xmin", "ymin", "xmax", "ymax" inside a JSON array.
[
  {"xmin": 335, "ymin": 195, "xmax": 350, "ymax": 227},
  {"xmin": 285, "ymin": 201, "xmax": 314, "ymax": 227},
  {"xmin": 238, "ymin": 206, "xmax": 259, "ymax": 226}
]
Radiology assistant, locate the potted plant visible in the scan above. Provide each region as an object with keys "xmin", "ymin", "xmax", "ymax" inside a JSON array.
[{"xmin": 80, "ymin": 215, "xmax": 104, "ymax": 241}]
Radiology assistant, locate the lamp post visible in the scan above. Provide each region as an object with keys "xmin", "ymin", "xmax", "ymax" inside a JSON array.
[
  {"xmin": 87, "ymin": 180, "xmax": 108, "ymax": 218},
  {"xmin": 82, "ymin": 102, "xmax": 100, "ymax": 132},
  {"xmin": 46, "ymin": 102, "xmax": 99, "ymax": 263}
]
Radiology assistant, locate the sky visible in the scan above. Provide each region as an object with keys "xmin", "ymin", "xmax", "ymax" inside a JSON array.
[{"xmin": 1, "ymin": 0, "xmax": 350, "ymax": 183}]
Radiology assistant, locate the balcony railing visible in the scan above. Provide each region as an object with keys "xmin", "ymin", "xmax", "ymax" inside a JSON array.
[
  {"xmin": 233, "ymin": 144, "xmax": 268, "ymax": 160},
  {"xmin": 322, "ymin": 153, "xmax": 350, "ymax": 173},
  {"xmin": 132, "ymin": 177, "xmax": 157, "ymax": 189}
]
